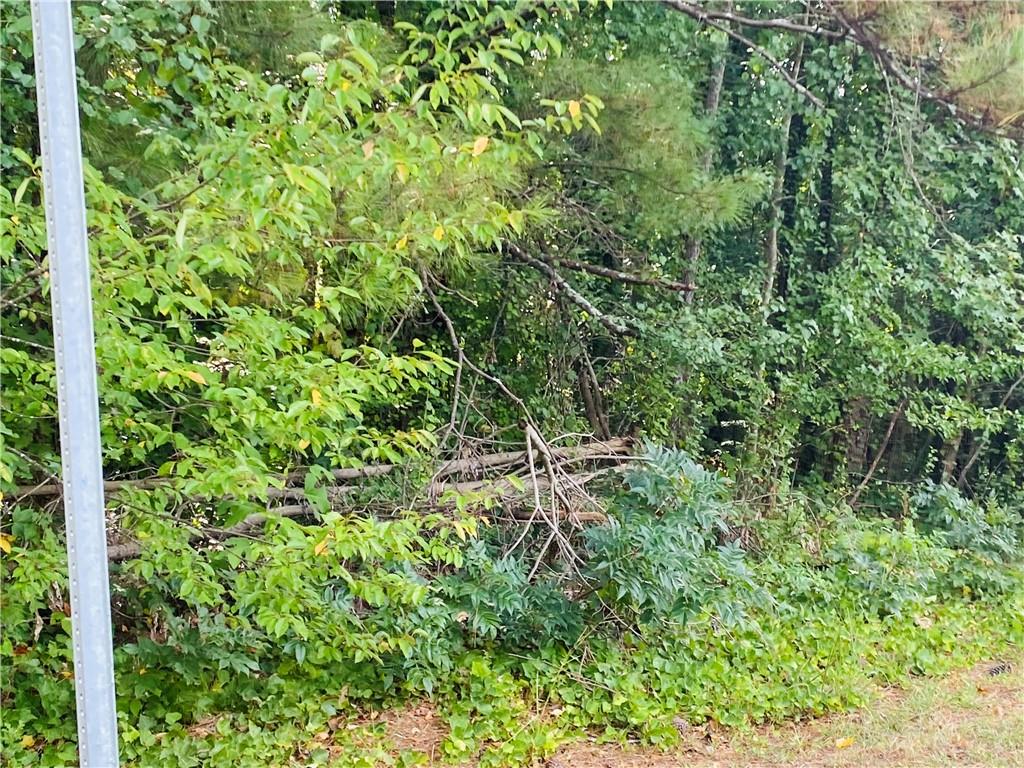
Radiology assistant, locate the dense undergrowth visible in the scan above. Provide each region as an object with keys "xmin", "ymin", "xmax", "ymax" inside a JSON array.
[{"xmin": 4, "ymin": 449, "xmax": 1022, "ymax": 766}]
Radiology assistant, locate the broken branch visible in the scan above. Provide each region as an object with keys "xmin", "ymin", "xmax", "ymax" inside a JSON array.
[{"xmin": 508, "ymin": 243, "xmax": 632, "ymax": 335}]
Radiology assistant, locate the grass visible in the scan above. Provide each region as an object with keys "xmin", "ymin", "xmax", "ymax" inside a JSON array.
[{"xmin": 552, "ymin": 653, "xmax": 1024, "ymax": 768}]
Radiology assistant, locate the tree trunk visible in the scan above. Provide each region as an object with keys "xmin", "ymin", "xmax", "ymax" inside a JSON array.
[
  {"xmin": 745, "ymin": 32, "xmax": 807, "ymax": 493},
  {"xmin": 683, "ymin": 1, "xmax": 731, "ymax": 304},
  {"xmin": 849, "ymin": 400, "xmax": 905, "ymax": 507},
  {"xmin": 815, "ymin": 126, "xmax": 838, "ymax": 272},
  {"xmin": 844, "ymin": 396, "xmax": 872, "ymax": 479},
  {"xmin": 761, "ymin": 27, "xmax": 807, "ymax": 310},
  {"xmin": 885, "ymin": 406, "xmax": 908, "ymax": 479},
  {"xmin": 957, "ymin": 370, "xmax": 1024, "ymax": 489},
  {"xmin": 375, "ymin": 0, "xmax": 396, "ymax": 28},
  {"xmin": 577, "ymin": 359, "xmax": 611, "ymax": 440},
  {"xmin": 939, "ymin": 431, "xmax": 964, "ymax": 484}
]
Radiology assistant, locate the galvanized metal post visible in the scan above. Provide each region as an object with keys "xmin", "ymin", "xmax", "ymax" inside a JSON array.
[{"xmin": 30, "ymin": 0, "xmax": 120, "ymax": 764}]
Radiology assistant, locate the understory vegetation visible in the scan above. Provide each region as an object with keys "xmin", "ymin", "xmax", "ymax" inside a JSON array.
[{"xmin": 1, "ymin": 1, "xmax": 1022, "ymax": 766}]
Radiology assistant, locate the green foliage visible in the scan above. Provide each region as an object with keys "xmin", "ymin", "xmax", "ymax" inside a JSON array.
[
  {"xmin": 440, "ymin": 654, "xmax": 562, "ymax": 767},
  {"xmin": 911, "ymin": 482, "xmax": 1023, "ymax": 596},
  {"xmin": 584, "ymin": 446, "xmax": 751, "ymax": 623},
  {"xmin": 3, "ymin": 0, "xmax": 1024, "ymax": 765}
]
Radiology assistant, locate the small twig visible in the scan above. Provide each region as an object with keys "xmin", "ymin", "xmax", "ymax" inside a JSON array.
[
  {"xmin": 419, "ymin": 269, "xmax": 465, "ymax": 450},
  {"xmin": 0, "ymin": 263, "xmax": 48, "ymax": 310}
]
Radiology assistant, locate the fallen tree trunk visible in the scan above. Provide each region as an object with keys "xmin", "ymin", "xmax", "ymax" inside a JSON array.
[
  {"xmin": 105, "ymin": 467, "xmax": 621, "ymax": 562},
  {"xmin": 87, "ymin": 438, "xmax": 637, "ymax": 561},
  {"xmin": 12, "ymin": 437, "xmax": 633, "ymax": 500}
]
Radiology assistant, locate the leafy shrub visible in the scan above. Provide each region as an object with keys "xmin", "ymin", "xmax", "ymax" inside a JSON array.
[
  {"xmin": 911, "ymin": 482, "xmax": 1022, "ymax": 596},
  {"xmin": 583, "ymin": 445, "xmax": 753, "ymax": 624},
  {"xmin": 824, "ymin": 516, "xmax": 951, "ymax": 617},
  {"xmin": 5, "ymin": 450, "xmax": 1024, "ymax": 766},
  {"xmin": 437, "ymin": 540, "xmax": 584, "ymax": 648}
]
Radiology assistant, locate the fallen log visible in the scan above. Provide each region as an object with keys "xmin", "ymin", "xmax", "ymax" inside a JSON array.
[
  {"xmin": 105, "ymin": 468, "xmax": 619, "ymax": 562},
  {"xmin": 11, "ymin": 437, "xmax": 633, "ymax": 500}
]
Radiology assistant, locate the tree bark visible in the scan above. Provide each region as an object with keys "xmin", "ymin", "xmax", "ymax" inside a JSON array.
[
  {"xmin": 939, "ymin": 431, "xmax": 964, "ymax": 484},
  {"xmin": 843, "ymin": 396, "xmax": 872, "ymax": 479}
]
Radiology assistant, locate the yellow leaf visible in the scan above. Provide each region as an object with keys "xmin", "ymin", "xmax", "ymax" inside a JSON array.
[
  {"xmin": 157, "ymin": 371, "xmax": 169, "ymax": 380},
  {"xmin": 20, "ymin": 735, "xmax": 35, "ymax": 748},
  {"xmin": 314, "ymin": 537, "xmax": 331, "ymax": 556},
  {"xmin": 185, "ymin": 370, "xmax": 207, "ymax": 386},
  {"xmin": 297, "ymin": 439, "xmax": 310, "ymax": 451},
  {"xmin": 311, "ymin": 388, "xmax": 323, "ymax": 406},
  {"xmin": 396, "ymin": 163, "xmax": 408, "ymax": 183},
  {"xmin": 835, "ymin": 737, "xmax": 855, "ymax": 749},
  {"xmin": 507, "ymin": 209, "xmax": 524, "ymax": 232},
  {"xmin": 568, "ymin": 100, "xmax": 581, "ymax": 119},
  {"xmin": 361, "ymin": 140, "xmax": 375, "ymax": 159},
  {"xmin": 0, "ymin": 534, "xmax": 13, "ymax": 554},
  {"xmin": 340, "ymin": 80, "xmax": 351, "ymax": 92},
  {"xmin": 396, "ymin": 235, "xmax": 408, "ymax": 250},
  {"xmin": 471, "ymin": 136, "xmax": 489, "ymax": 157},
  {"xmin": 432, "ymin": 225, "xmax": 445, "ymax": 241}
]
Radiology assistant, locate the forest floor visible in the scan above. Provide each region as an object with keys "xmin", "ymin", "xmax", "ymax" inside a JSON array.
[{"xmin": 381, "ymin": 654, "xmax": 1024, "ymax": 768}]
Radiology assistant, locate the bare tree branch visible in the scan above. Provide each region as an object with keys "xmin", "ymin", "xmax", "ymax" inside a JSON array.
[
  {"xmin": 664, "ymin": 0, "xmax": 825, "ymax": 110},
  {"xmin": 539, "ymin": 251, "xmax": 693, "ymax": 294},
  {"xmin": 11, "ymin": 439, "xmax": 633, "ymax": 500},
  {"xmin": 104, "ymin": 450, "xmax": 633, "ymax": 561},
  {"xmin": 662, "ymin": 0, "xmax": 845, "ymax": 38},
  {"xmin": 849, "ymin": 399, "xmax": 906, "ymax": 507},
  {"xmin": 507, "ymin": 243, "xmax": 632, "ymax": 335},
  {"xmin": 829, "ymin": 5, "xmax": 1023, "ymax": 139}
]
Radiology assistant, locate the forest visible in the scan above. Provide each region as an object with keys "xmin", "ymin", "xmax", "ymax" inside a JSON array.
[{"xmin": 1, "ymin": 1, "xmax": 1023, "ymax": 766}]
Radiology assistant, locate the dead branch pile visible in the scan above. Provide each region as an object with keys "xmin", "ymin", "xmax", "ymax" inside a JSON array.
[{"xmin": 6, "ymin": 436, "xmax": 637, "ymax": 561}]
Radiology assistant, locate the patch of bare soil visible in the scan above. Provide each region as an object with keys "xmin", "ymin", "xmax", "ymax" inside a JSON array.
[{"xmin": 379, "ymin": 701, "xmax": 449, "ymax": 760}]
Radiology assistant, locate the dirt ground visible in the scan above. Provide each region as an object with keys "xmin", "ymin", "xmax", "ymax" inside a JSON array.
[{"xmin": 381, "ymin": 656, "xmax": 1024, "ymax": 768}]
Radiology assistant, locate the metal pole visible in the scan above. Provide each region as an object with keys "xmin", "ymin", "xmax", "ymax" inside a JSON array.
[{"xmin": 30, "ymin": 1, "xmax": 120, "ymax": 765}]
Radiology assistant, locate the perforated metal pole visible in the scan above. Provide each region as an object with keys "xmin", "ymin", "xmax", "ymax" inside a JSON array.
[{"xmin": 31, "ymin": 0, "xmax": 120, "ymax": 764}]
